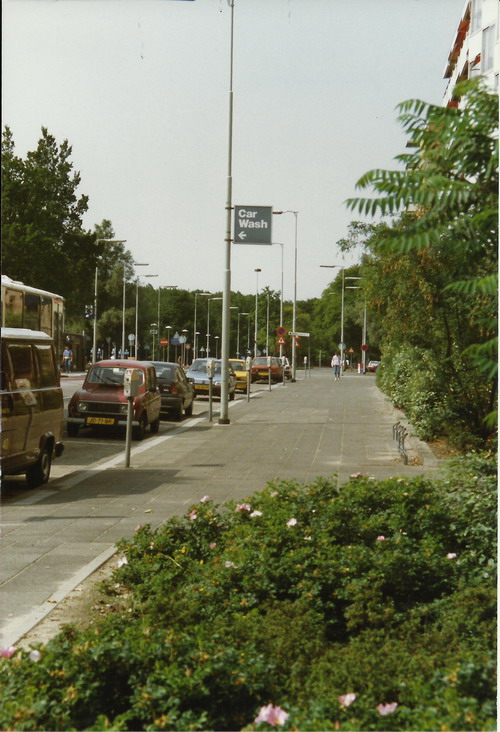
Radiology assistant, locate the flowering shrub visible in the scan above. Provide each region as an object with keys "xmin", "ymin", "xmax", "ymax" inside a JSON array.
[{"xmin": 0, "ymin": 455, "xmax": 496, "ymax": 730}]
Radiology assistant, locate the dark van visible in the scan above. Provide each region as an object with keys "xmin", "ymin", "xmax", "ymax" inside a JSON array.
[{"xmin": 1, "ymin": 328, "xmax": 64, "ymax": 488}]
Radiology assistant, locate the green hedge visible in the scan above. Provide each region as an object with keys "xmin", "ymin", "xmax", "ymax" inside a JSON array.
[{"xmin": 0, "ymin": 453, "xmax": 496, "ymax": 731}]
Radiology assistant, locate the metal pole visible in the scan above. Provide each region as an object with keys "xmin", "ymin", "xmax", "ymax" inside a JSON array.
[
  {"xmin": 122, "ymin": 267, "xmax": 126, "ymax": 358},
  {"xmin": 254, "ymin": 269, "xmax": 261, "ymax": 358},
  {"xmin": 219, "ymin": 0, "xmax": 235, "ymax": 425},
  {"xmin": 135, "ymin": 279, "xmax": 139, "ymax": 359},
  {"xmin": 292, "ymin": 212, "xmax": 298, "ymax": 381},
  {"xmin": 92, "ymin": 266, "xmax": 98, "ymax": 363},
  {"xmin": 340, "ymin": 269, "xmax": 345, "ymax": 375},
  {"xmin": 362, "ymin": 298, "xmax": 367, "ymax": 374}
]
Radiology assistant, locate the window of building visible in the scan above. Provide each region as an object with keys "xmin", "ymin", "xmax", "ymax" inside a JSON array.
[
  {"xmin": 482, "ymin": 25, "xmax": 496, "ymax": 71},
  {"xmin": 471, "ymin": 0, "xmax": 482, "ymax": 33}
]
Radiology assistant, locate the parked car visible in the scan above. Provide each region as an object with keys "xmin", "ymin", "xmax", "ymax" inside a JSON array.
[
  {"xmin": 367, "ymin": 360, "xmax": 381, "ymax": 372},
  {"xmin": 250, "ymin": 356, "xmax": 283, "ymax": 383},
  {"xmin": 149, "ymin": 361, "xmax": 195, "ymax": 420},
  {"xmin": 1, "ymin": 328, "xmax": 64, "ymax": 488},
  {"xmin": 67, "ymin": 359, "xmax": 161, "ymax": 440},
  {"xmin": 185, "ymin": 359, "xmax": 236, "ymax": 400},
  {"xmin": 229, "ymin": 358, "xmax": 249, "ymax": 392}
]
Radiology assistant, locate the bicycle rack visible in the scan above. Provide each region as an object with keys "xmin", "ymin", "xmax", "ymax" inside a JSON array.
[{"xmin": 393, "ymin": 422, "xmax": 409, "ymax": 464}]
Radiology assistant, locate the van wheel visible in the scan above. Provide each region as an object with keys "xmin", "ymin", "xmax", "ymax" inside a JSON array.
[
  {"xmin": 133, "ymin": 417, "xmax": 146, "ymax": 441},
  {"xmin": 67, "ymin": 423, "xmax": 79, "ymax": 437},
  {"xmin": 150, "ymin": 418, "xmax": 160, "ymax": 434},
  {"xmin": 26, "ymin": 446, "xmax": 51, "ymax": 489}
]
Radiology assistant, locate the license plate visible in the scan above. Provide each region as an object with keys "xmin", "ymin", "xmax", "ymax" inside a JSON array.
[
  {"xmin": 87, "ymin": 416, "xmax": 115, "ymax": 425},
  {"xmin": 197, "ymin": 385, "xmax": 209, "ymax": 391},
  {"xmin": 258, "ymin": 371, "xmax": 268, "ymax": 377}
]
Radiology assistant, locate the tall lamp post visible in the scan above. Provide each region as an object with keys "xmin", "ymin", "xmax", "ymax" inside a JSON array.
[
  {"xmin": 207, "ymin": 297, "xmax": 222, "ymax": 357},
  {"xmin": 254, "ymin": 268, "xmax": 261, "ymax": 358},
  {"xmin": 194, "ymin": 292, "xmax": 211, "ymax": 360},
  {"xmin": 237, "ymin": 312, "xmax": 249, "ymax": 358},
  {"xmin": 135, "ymin": 273, "xmax": 157, "ymax": 359},
  {"xmin": 320, "ymin": 264, "xmax": 345, "ymax": 373},
  {"xmin": 273, "ymin": 210, "xmax": 298, "ymax": 380},
  {"xmin": 92, "ymin": 238, "xmax": 127, "ymax": 364},
  {"xmin": 273, "ymin": 242, "xmax": 285, "ymax": 359},
  {"xmin": 164, "ymin": 325, "xmax": 172, "ymax": 361},
  {"xmin": 345, "ymin": 277, "xmax": 366, "ymax": 373}
]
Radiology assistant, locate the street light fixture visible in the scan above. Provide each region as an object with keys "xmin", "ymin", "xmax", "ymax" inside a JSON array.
[
  {"xmin": 237, "ymin": 312, "xmax": 249, "ymax": 359},
  {"xmin": 207, "ymin": 297, "xmax": 222, "ymax": 357},
  {"xmin": 194, "ymin": 292, "xmax": 211, "ymax": 360},
  {"xmin": 273, "ymin": 210, "xmax": 298, "ymax": 381},
  {"xmin": 135, "ymin": 273, "xmax": 157, "ymax": 359},
  {"xmin": 164, "ymin": 325, "xmax": 172, "ymax": 361},
  {"xmin": 254, "ymin": 268, "xmax": 261, "ymax": 358},
  {"xmin": 92, "ymin": 238, "xmax": 127, "ymax": 364}
]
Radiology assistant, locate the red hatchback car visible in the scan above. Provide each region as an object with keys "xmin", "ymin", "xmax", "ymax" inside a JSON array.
[
  {"xmin": 250, "ymin": 356, "xmax": 283, "ymax": 383},
  {"xmin": 67, "ymin": 360, "xmax": 161, "ymax": 440}
]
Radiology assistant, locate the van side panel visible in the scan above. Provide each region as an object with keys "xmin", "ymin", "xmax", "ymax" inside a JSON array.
[{"xmin": 1, "ymin": 332, "xmax": 64, "ymax": 483}]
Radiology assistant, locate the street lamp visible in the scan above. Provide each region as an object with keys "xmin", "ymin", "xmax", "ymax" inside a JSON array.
[
  {"xmin": 320, "ymin": 264, "xmax": 345, "ymax": 373},
  {"xmin": 230, "ymin": 306, "xmax": 238, "ymax": 357},
  {"xmin": 92, "ymin": 238, "xmax": 127, "ymax": 364},
  {"xmin": 135, "ymin": 273, "xmax": 157, "ymax": 359},
  {"xmin": 207, "ymin": 297, "xmax": 222, "ymax": 357},
  {"xmin": 273, "ymin": 242, "xmax": 285, "ymax": 359},
  {"xmin": 157, "ymin": 285, "xmax": 177, "ymax": 360},
  {"xmin": 237, "ymin": 312, "xmax": 249, "ymax": 359},
  {"xmin": 194, "ymin": 292, "xmax": 211, "ymax": 360},
  {"xmin": 345, "ymin": 277, "xmax": 366, "ymax": 373},
  {"xmin": 254, "ymin": 268, "xmax": 261, "ymax": 358},
  {"xmin": 273, "ymin": 210, "xmax": 298, "ymax": 380},
  {"xmin": 164, "ymin": 325, "xmax": 172, "ymax": 361},
  {"xmin": 215, "ymin": 335, "xmax": 220, "ymax": 358}
]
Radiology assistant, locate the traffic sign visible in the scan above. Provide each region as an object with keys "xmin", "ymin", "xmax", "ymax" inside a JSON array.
[
  {"xmin": 277, "ymin": 326, "xmax": 287, "ymax": 336},
  {"xmin": 290, "ymin": 331, "xmax": 310, "ymax": 337},
  {"xmin": 160, "ymin": 338, "xmax": 168, "ymax": 346},
  {"xmin": 277, "ymin": 337, "xmax": 286, "ymax": 345},
  {"xmin": 361, "ymin": 344, "xmax": 369, "ymax": 352},
  {"xmin": 234, "ymin": 205, "xmax": 273, "ymax": 244}
]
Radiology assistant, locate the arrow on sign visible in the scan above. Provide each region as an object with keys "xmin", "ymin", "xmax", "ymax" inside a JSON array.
[{"xmin": 238, "ymin": 231, "xmax": 247, "ymax": 240}]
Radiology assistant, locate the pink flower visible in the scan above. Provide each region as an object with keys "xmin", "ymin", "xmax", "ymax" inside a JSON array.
[
  {"xmin": 376, "ymin": 702, "xmax": 398, "ymax": 716},
  {"xmin": 200, "ymin": 495, "xmax": 210, "ymax": 503},
  {"xmin": 286, "ymin": 518, "xmax": 297, "ymax": 527},
  {"xmin": 1, "ymin": 646, "xmax": 16, "ymax": 659},
  {"xmin": 134, "ymin": 524, "xmax": 142, "ymax": 532},
  {"xmin": 209, "ymin": 542, "xmax": 217, "ymax": 549},
  {"xmin": 376, "ymin": 535, "xmax": 385, "ymax": 542},
  {"xmin": 188, "ymin": 510, "xmax": 198, "ymax": 521},
  {"xmin": 338, "ymin": 693, "xmax": 356, "ymax": 707},
  {"xmin": 255, "ymin": 704, "xmax": 289, "ymax": 727},
  {"xmin": 236, "ymin": 503, "xmax": 251, "ymax": 512},
  {"xmin": 29, "ymin": 650, "xmax": 41, "ymax": 662},
  {"xmin": 446, "ymin": 552, "xmax": 457, "ymax": 559},
  {"xmin": 350, "ymin": 472, "xmax": 363, "ymax": 478}
]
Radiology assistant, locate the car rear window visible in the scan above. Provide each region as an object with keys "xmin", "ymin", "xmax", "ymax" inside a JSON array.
[
  {"xmin": 87, "ymin": 366, "xmax": 144, "ymax": 386},
  {"xmin": 155, "ymin": 365, "xmax": 176, "ymax": 379}
]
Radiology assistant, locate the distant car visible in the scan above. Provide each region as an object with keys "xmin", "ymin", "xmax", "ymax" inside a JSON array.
[
  {"xmin": 185, "ymin": 358, "xmax": 236, "ymax": 400},
  {"xmin": 250, "ymin": 356, "xmax": 283, "ymax": 383},
  {"xmin": 229, "ymin": 358, "xmax": 249, "ymax": 392},
  {"xmin": 367, "ymin": 360, "xmax": 381, "ymax": 372},
  {"xmin": 67, "ymin": 360, "xmax": 161, "ymax": 440},
  {"xmin": 149, "ymin": 361, "xmax": 195, "ymax": 420}
]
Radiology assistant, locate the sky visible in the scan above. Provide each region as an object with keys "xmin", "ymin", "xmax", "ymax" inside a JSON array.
[{"xmin": 2, "ymin": 0, "xmax": 465, "ymax": 302}]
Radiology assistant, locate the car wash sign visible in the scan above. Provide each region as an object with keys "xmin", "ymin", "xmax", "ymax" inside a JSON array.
[{"xmin": 234, "ymin": 206, "xmax": 272, "ymax": 244}]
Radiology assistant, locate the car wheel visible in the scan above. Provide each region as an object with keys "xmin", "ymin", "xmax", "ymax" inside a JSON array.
[
  {"xmin": 174, "ymin": 404, "xmax": 183, "ymax": 421},
  {"xmin": 185, "ymin": 402, "xmax": 193, "ymax": 417},
  {"xmin": 67, "ymin": 422, "xmax": 79, "ymax": 437},
  {"xmin": 26, "ymin": 445, "xmax": 51, "ymax": 489},
  {"xmin": 150, "ymin": 417, "xmax": 160, "ymax": 434},
  {"xmin": 133, "ymin": 417, "xmax": 147, "ymax": 441}
]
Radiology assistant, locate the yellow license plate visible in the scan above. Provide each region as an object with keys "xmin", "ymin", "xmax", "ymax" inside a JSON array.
[
  {"xmin": 87, "ymin": 417, "xmax": 115, "ymax": 425},
  {"xmin": 258, "ymin": 371, "xmax": 268, "ymax": 377},
  {"xmin": 197, "ymin": 385, "xmax": 209, "ymax": 390}
]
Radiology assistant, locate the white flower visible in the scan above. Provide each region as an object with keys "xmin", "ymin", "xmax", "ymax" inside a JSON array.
[
  {"xmin": 200, "ymin": 495, "xmax": 210, "ymax": 503},
  {"xmin": 117, "ymin": 556, "xmax": 128, "ymax": 568},
  {"xmin": 287, "ymin": 518, "xmax": 298, "ymax": 527},
  {"xmin": 250, "ymin": 510, "xmax": 263, "ymax": 518},
  {"xmin": 29, "ymin": 650, "xmax": 41, "ymax": 662}
]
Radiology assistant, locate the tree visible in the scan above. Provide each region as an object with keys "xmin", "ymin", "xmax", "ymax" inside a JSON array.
[
  {"xmin": 1, "ymin": 126, "xmax": 98, "ymax": 318},
  {"xmin": 345, "ymin": 80, "xmax": 498, "ymax": 443}
]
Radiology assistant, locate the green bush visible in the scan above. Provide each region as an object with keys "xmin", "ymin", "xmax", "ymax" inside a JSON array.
[{"xmin": 0, "ymin": 455, "xmax": 496, "ymax": 731}]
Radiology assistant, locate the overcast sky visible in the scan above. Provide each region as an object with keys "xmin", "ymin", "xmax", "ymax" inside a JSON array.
[{"xmin": 3, "ymin": 0, "xmax": 464, "ymax": 301}]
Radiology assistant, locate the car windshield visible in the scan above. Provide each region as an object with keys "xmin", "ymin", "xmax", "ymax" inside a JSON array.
[
  {"xmin": 153, "ymin": 364, "xmax": 176, "ymax": 379},
  {"xmin": 190, "ymin": 360, "xmax": 223, "ymax": 374},
  {"xmin": 87, "ymin": 366, "xmax": 144, "ymax": 386}
]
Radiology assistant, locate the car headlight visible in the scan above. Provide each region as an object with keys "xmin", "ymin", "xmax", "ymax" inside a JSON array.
[{"xmin": 77, "ymin": 402, "xmax": 88, "ymax": 412}]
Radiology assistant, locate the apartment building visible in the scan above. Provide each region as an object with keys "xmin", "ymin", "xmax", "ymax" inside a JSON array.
[{"xmin": 443, "ymin": 0, "xmax": 499, "ymax": 105}]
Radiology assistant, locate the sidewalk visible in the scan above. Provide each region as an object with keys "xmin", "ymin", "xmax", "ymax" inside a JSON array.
[{"xmin": 0, "ymin": 369, "xmax": 441, "ymax": 647}]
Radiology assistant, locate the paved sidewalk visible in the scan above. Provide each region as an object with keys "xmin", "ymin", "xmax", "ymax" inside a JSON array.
[{"xmin": 0, "ymin": 369, "xmax": 441, "ymax": 646}]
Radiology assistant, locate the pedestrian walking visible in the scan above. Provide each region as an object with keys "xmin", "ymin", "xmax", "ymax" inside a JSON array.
[
  {"xmin": 331, "ymin": 353, "xmax": 341, "ymax": 380},
  {"xmin": 63, "ymin": 346, "xmax": 73, "ymax": 374}
]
